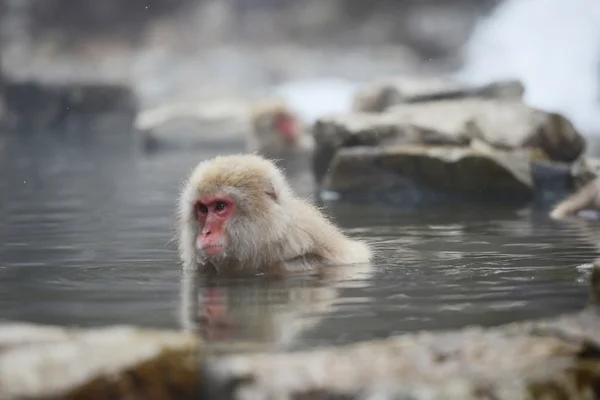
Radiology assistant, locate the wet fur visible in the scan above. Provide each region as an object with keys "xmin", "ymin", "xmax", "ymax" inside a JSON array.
[
  {"xmin": 550, "ymin": 179, "xmax": 600, "ymax": 219},
  {"xmin": 178, "ymin": 154, "xmax": 371, "ymax": 274}
]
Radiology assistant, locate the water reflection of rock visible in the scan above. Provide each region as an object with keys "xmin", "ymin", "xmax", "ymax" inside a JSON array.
[{"xmin": 180, "ymin": 261, "xmax": 374, "ymax": 352}]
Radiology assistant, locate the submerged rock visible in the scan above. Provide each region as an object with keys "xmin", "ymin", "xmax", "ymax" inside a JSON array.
[
  {"xmin": 0, "ymin": 323, "xmax": 202, "ymax": 400},
  {"xmin": 320, "ymin": 144, "xmax": 534, "ymax": 202},
  {"xmin": 352, "ymin": 77, "xmax": 524, "ymax": 113},
  {"xmin": 201, "ymin": 262, "xmax": 600, "ymax": 400}
]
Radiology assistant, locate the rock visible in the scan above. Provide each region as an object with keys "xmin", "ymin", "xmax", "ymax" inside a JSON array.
[
  {"xmin": 320, "ymin": 144, "xmax": 534, "ymax": 203},
  {"xmin": 205, "ymin": 332, "xmax": 585, "ymax": 399},
  {"xmin": 352, "ymin": 76, "xmax": 464, "ymax": 113},
  {"xmin": 312, "ymin": 112, "xmax": 472, "ymax": 186},
  {"xmin": 352, "ymin": 77, "xmax": 524, "ymax": 113},
  {"xmin": 3, "ymin": 80, "xmax": 138, "ymax": 130},
  {"xmin": 387, "ymin": 99, "xmax": 584, "ymax": 163},
  {"xmin": 201, "ymin": 263, "xmax": 600, "ymax": 400},
  {"xmin": 134, "ymin": 100, "xmax": 250, "ymax": 153},
  {"xmin": 314, "ymin": 99, "xmax": 585, "ymax": 187},
  {"xmin": 530, "ymin": 159, "xmax": 576, "ymax": 202},
  {"xmin": 0, "ymin": 323, "xmax": 202, "ymax": 400}
]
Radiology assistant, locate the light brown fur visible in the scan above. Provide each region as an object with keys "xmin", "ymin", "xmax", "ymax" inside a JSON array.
[
  {"xmin": 550, "ymin": 178, "xmax": 600, "ymax": 219},
  {"xmin": 178, "ymin": 154, "xmax": 371, "ymax": 275},
  {"xmin": 247, "ymin": 99, "xmax": 314, "ymax": 157}
]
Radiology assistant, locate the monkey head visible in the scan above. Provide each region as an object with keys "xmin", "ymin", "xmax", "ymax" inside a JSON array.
[
  {"xmin": 250, "ymin": 99, "xmax": 302, "ymax": 151},
  {"xmin": 179, "ymin": 154, "xmax": 294, "ymax": 271}
]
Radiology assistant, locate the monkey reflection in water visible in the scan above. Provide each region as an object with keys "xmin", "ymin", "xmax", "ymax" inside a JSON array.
[{"xmin": 177, "ymin": 154, "xmax": 373, "ymax": 344}]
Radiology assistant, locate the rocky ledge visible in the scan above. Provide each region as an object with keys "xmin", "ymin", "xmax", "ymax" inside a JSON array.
[
  {"xmin": 0, "ymin": 324, "xmax": 202, "ymax": 400},
  {"xmin": 313, "ymin": 78, "xmax": 585, "ymax": 203}
]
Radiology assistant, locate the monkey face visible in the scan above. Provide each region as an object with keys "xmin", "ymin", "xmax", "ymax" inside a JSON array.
[
  {"xmin": 253, "ymin": 110, "xmax": 301, "ymax": 152},
  {"xmin": 194, "ymin": 195, "xmax": 237, "ymax": 259},
  {"xmin": 179, "ymin": 154, "xmax": 303, "ymax": 272},
  {"xmin": 271, "ymin": 112, "xmax": 300, "ymax": 144}
]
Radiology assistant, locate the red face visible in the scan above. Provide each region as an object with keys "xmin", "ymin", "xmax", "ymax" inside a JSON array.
[
  {"xmin": 194, "ymin": 196, "xmax": 236, "ymax": 257},
  {"xmin": 274, "ymin": 112, "xmax": 299, "ymax": 143}
]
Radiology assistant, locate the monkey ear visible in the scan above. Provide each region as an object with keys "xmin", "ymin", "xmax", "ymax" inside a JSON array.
[{"xmin": 265, "ymin": 180, "xmax": 278, "ymax": 202}]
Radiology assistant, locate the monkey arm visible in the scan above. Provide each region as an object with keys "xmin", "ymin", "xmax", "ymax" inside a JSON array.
[{"xmin": 550, "ymin": 179, "xmax": 600, "ymax": 219}]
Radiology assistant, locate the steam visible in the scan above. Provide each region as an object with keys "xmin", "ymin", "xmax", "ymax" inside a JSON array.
[{"xmin": 458, "ymin": 0, "xmax": 600, "ymax": 136}]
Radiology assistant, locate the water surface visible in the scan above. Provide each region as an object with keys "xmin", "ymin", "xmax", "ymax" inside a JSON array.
[{"xmin": 0, "ymin": 123, "xmax": 596, "ymax": 351}]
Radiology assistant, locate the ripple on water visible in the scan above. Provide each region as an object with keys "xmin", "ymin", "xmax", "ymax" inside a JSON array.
[{"xmin": 0, "ymin": 132, "xmax": 596, "ymax": 351}]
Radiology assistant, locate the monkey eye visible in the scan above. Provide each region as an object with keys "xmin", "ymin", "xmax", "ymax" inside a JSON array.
[
  {"xmin": 195, "ymin": 202, "xmax": 208, "ymax": 214},
  {"xmin": 215, "ymin": 201, "xmax": 227, "ymax": 212}
]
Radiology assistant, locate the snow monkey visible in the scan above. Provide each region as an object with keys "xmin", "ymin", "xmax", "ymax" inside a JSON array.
[
  {"xmin": 246, "ymin": 99, "xmax": 314, "ymax": 158},
  {"xmin": 177, "ymin": 154, "xmax": 371, "ymax": 275}
]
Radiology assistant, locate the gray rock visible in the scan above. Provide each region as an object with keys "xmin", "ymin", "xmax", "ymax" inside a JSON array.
[
  {"xmin": 134, "ymin": 100, "xmax": 250, "ymax": 153},
  {"xmin": 352, "ymin": 77, "xmax": 466, "ymax": 113},
  {"xmin": 313, "ymin": 99, "xmax": 585, "ymax": 189},
  {"xmin": 352, "ymin": 77, "xmax": 524, "ymax": 113},
  {"xmin": 320, "ymin": 144, "xmax": 534, "ymax": 203},
  {"xmin": 530, "ymin": 159, "xmax": 575, "ymax": 202},
  {"xmin": 201, "ymin": 262, "xmax": 600, "ymax": 400},
  {"xmin": 387, "ymin": 99, "xmax": 584, "ymax": 163},
  {"xmin": 312, "ymin": 112, "xmax": 471, "ymax": 187},
  {"xmin": 0, "ymin": 323, "xmax": 202, "ymax": 400}
]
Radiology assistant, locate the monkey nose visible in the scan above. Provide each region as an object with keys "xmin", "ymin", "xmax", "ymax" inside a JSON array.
[{"xmin": 202, "ymin": 229, "xmax": 211, "ymax": 236}]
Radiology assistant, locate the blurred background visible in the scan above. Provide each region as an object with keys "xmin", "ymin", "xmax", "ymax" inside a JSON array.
[
  {"xmin": 1, "ymin": 0, "xmax": 599, "ymax": 134},
  {"xmin": 0, "ymin": 0, "xmax": 504, "ymax": 112}
]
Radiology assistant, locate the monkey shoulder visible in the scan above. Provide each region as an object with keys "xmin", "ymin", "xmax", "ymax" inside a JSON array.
[{"xmin": 285, "ymin": 198, "xmax": 372, "ymax": 264}]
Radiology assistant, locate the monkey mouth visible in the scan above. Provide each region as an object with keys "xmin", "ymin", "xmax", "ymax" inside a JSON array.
[{"xmin": 202, "ymin": 244, "xmax": 225, "ymax": 257}]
